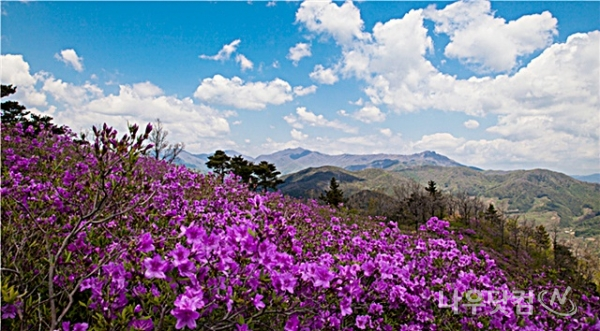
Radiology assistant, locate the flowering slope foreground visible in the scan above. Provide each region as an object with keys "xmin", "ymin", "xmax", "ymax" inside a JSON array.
[{"xmin": 1, "ymin": 123, "xmax": 599, "ymax": 330}]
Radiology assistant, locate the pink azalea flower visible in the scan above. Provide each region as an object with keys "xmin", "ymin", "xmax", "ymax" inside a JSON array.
[{"xmin": 143, "ymin": 255, "xmax": 169, "ymax": 279}]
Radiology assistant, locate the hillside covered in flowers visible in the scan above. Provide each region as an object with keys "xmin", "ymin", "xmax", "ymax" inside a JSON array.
[{"xmin": 2, "ymin": 120, "xmax": 599, "ymax": 330}]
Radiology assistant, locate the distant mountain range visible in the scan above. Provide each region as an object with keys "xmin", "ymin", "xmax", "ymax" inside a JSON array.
[
  {"xmin": 175, "ymin": 148, "xmax": 467, "ymax": 175},
  {"xmin": 175, "ymin": 148, "xmax": 599, "ymax": 185},
  {"xmin": 572, "ymin": 173, "xmax": 600, "ymax": 184}
]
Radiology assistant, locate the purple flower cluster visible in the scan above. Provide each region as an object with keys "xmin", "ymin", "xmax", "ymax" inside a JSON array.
[{"xmin": 2, "ymin": 123, "xmax": 599, "ymax": 330}]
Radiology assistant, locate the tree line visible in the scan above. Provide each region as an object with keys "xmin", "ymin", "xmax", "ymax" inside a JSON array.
[{"xmin": 205, "ymin": 150, "xmax": 283, "ymax": 192}]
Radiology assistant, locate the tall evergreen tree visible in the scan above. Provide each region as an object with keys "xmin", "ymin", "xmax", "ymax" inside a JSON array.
[
  {"xmin": 425, "ymin": 180, "xmax": 438, "ymax": 198},
  {"xmin": 319, "ymin": 177, "xmax": 347, "ymax": 209},
  {"xmin": 228, "ymin": 155, "xmax": 256, "ymax": 185},
  {"xmin": 534, "ymin": 225, "xmax": 551, "ymax": 251},
  {"xmin": 253, "ymin": 161, "xmax": 283, "ymax": 192},
  {"xmin": 206, "ymin": 150, "xmax": 231, "ymax": 178}
]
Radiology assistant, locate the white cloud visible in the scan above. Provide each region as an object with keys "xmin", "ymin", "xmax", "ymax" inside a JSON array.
[
  {"xmin": 266, "ymin": 1, "xmax": 276, "ymax": 7},
  {"xmin": 412, "ymin": 133, "xmax": 466, "ymax": 152},
  {"xmin": 293, "ymin": 85, "xmax": 317, "ymax": 96},
  {"xmin": 283, "ymin": 114, "xmax": 303, "ymax": 129},
  {"xmin": 131, "ymin": 81, "xmax": 163, "ymax": 98},
  {"xmin": 1, "ymin": 54, "xmax": 232, "ymax": 154},
  {"xmin": 425, "ymin": 0, "xmax": 557, "ymax": 72},
  {"xmin": 287, "ymin": 42, "xmax": 312, "ymax": 65},
  {"xmin": 352, "ymin": 105, "xmax": 386, "ymax": 123},
  {"xmin": 463, "ymin": 119, "xmax": 480, "ymax": 129},
  {"xmin": 222, "ymin": 110, "xmax": 238, "ymax": 118},
  {"xmin": 350, "ymin": 98, "xmax": 364, "ymax": 106},
  {"xmin": 54, "ymin": 49, "xmax": 84, "ymax": 72},
  {"xmin": 41, "ymin": 75, "xmax": 103, "ymax": 107},
  {"xmin": 1, "ymin": 54, "xmax": 37, "ymax": 86},
  {"xmin": 309, "ymin": 64, "xmax": 339, "ymax": 85},
  {"xmin": 296, "ymin": 0, "xmax": 369, "ymax": 45},
  {"xmin": 193, "ymin": 75, "xmax": 293, "ymax": 110},
  {"xmin": 380, "ymin": 128, "xmax": 393, "ymax": 137},
  {"xmin": 0, "ymin": 54, "xmax": 48, "ymax": 107},
  {"xmin": 272, "ymin": 60, "xmax": 280, "ymax": 68},
  {"xmin": 235, "ymin": 54, "xmax": 254, "ymax": 71},
  {"xmin": 291, "ymin": 129, "xmax": 308, "ymax": 140},
  {"xmin": 199, "ymin": 39, "xmax": 241, "ymax": 61},
  {"xmin": 57, "ymin": 83, "xmax": 231, "ymax": 148},
  {"xmin": 284, "ymin": 106, "xmax": 357, "ymax": 133}
]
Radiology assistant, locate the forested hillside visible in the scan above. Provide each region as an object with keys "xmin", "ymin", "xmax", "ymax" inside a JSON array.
[{"xmin": 280, "ymin": 166, "xmax": 600, "ymax": 235}]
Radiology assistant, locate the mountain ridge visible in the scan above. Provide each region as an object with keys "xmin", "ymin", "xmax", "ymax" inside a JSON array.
[{"xmin": 175, "ymin": 147, "xmax": 466, "ymax": 175}]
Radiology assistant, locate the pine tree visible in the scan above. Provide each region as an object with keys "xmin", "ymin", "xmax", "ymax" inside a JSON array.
[
  {"xmin": 424, "ymin": 180, "xmax": 441, "ymax": 218},
  {"xmin": 534, "ymin": 225, "xmax": 551, "ymax": 251},
  {"xmin": 319, "ymin": 177, "xmax": 347, "ymax": 209},
  {"xmin": 206, "ymin": 150, "xmax": 231, "ymax": 178},
  {"xmin": 227, "ymin": 155, "xmax": 255, "ymax": 185},
  {"xmin": 425, "ymin": 180, "xmax": 438, "ymax": 198},
  {"xmin": 253, "ymin": 161, "xmax": 283, "ymax": 192}
]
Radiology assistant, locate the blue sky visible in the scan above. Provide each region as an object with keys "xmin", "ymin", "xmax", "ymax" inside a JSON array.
[{"xmin": 1, "ymin": 1, "xmax": 598, "ymax": 175}]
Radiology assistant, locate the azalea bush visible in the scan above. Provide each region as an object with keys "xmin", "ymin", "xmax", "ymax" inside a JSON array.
[{"xmin": 1, "ymin": 122, "xmax": 599, "ymax": 330}]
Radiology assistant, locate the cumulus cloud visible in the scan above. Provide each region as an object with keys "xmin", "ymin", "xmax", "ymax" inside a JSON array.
[
  {"xmin": 380, "ymin": 128, "xmax": 393, "ymax": 137},
  {"xmin": 0, "ymin": 54, "xmax": 47, "ymax": 107},
  {"xmin": 295, "ymin": 0, "xmax": 599, "ymax": 173},
  {"xmin": 1, "ymin": 54, "xmax": 233, "ymax": 155},
  {"xmin": 199, "ymin": 39, "xmax": 241, "ymax": 61},
  {"xmin": 287, "ymin": 42, "xmax": 312, "ymax": 65},
  {"xmin": 309, "ymin": 64, "xmax": 339, "ymax": 85},
  {"xmin": 463, "ymin": 119, "xmax": 480, "ymax": 129},
  {"xmin": 425, "ymin": 0, "xmax": 557, "ymax": 72},
  {"xmin": 352, "ymin": 105, "xmax": 386, "ymax": 123},
  {"xmin": 296, "ymin": 0, "xmax": 369, "ymax": 45},
  {"xmin": 54, "ymin": 49, "xmax": 84, "ymax": 72},
  {"xmin": 350, "ymin": 98, "xmax": 364, "ymax": 106},
  {"xmin": 42, "ymin": 76, "xmax": 103, "ymax": 107},
  {"xmin": 131, "ymin": 81, "xmax": 163, "ymax": 98},
  {"xmin": 193, "ymin": 75, "xmax": 293, "ymax": 110},
  {"xmin": 290, "ymin": 129, "xmax": 308, "ymax": 140},
  {"xmin": 47, "ymin": 83, "xmax": 233, "ymax": 157},
  {"xmin": 284, "ymin": 106, "xmax": 357, "ymax": 133},
  {"xmin": 1, "ymin": 54, "xmax": 37, "ymax": 86},
  {"xmin": 235, "ymin": 54, "xmax": 254, "ymax": 71},
  {"xmin": 412, "ymin": 133, "xmax": 466, "ymax": 152},
  {"xmin": 293, "ymin": 85, "xmax": 317, "ymax": 96}
]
